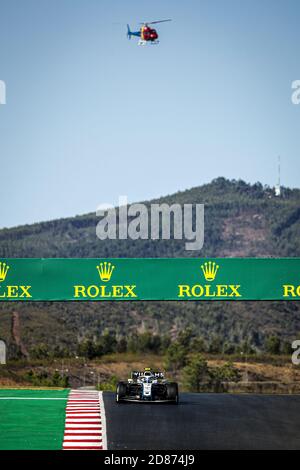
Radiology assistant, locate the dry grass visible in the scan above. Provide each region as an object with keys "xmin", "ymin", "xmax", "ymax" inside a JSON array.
[
  {"xmin": 1, "ymin": 355, "xmax": 300, "ymax": 389},
  {"xmin": 207, "ymin": 359, "xmax": 300, "ymax": 383}
]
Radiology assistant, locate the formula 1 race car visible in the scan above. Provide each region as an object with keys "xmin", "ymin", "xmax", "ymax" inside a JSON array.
[{"xmin": 116, "ymin": 368, "xmax": 179, "ymax": 404}]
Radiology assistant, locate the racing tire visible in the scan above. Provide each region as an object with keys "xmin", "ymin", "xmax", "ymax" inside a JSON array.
[
  {"xmin": 116, "ymin": 382, "xmax": 127, "ymax": 403},
  {"xmin": 166, "ymin": 382, "xmax": 179, "ymax": 404}
]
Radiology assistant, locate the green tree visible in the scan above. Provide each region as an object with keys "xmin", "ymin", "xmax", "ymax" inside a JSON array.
[
  {"xmin": 191, "ymin": 336, "xmax": 207, "ymax": 353},
  {"xmin": 160, "ymin": 335, "xmax": 171, "ymax": 353},
  {"xmin": 52, "ymin": 370, "xmax": 69, "ymax": 387},
  {"xmin": 99, "ymin": 332, "xmax": 117, "ymax": 355},
  {"xmin": 182, "ymin": 355, "xmax": 209, "ymax": 392},
  {"xmin": 208, "ymin": 335, "xmax": 223, "ymax": 354},
  {"xmin": 281, "ymin": 341, "xmax": 292, "ymax": 355},
  {"xmin": 52, "ymin": 370, "xmax": 62, "ymax": 387},
  {"xmin": 127, "ymin": 334, "xmax": 139, "ymax": 353},
  {"xmin": 30, "ymin": 343, "xmax": 49, "ymax": 359},
  {"xmin": 223, "ymin": 342, "xmax": 236, "ymax": 355},
  {"xmin": 209, "ymin": 362, "xmax": 241, "ymax": 392},
  {"xmin": 177, "ymin": 327, "xmax": 194, "ymax": 351},
  {"xmin": 238, "ymin": 340, "xmax": 255, "ymax": 355},
  {"xmin": 77, "ymin": 339, "xmax": 97, "ymax": 360},
  {"xmin": 116, "ymin": 337, "xmax": 127, "ymax": 353},
  {"xmin": 164, "ymin": 342, "xmax": 187, "ymax": 372},
  {"xmin": 265, "ymin": 335, "xmax": 281, "ymax": 355}
]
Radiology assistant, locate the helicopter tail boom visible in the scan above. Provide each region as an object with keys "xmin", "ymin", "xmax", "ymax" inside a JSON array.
[{"xmin": 127, "ymin": 24, "xmax": 141, "ymax": 39}]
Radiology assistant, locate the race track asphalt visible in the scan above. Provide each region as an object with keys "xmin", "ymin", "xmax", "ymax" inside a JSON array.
[{"xmin": 103, "ymin": 392, "xmax": 300, "ymax": 450}]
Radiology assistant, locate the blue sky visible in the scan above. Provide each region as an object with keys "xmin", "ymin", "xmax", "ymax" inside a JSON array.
[{"xmin": 0, "ymin": 0, "xmax": 299, "ymax": 228}]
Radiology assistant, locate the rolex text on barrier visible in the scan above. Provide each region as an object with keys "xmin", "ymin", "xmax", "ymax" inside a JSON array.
[{"xmin": 0, "ymin": 258, "xmax": 299, "ymax": 301}]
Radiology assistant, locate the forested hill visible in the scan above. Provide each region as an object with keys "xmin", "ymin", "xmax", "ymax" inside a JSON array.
[
  {"xmin": 1, "ymin": 177, "xmax": 300, "ymax": 357},
  {"xmin": 0, "ymin": 177, "xmax": 300, "ymax": 258}
]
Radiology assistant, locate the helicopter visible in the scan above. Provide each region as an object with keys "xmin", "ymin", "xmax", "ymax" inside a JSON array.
[{"xmin": 127, "ymin": 19, "xmax": 172, "ymax": 45}]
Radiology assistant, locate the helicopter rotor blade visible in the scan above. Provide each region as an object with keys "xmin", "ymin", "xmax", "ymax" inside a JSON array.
[
  {"xmin": 149, "ymin": 19, "xmax": 172, "ymax": 24},
  {"xmin": 139, "ymin": 19, "xmax": 172, "ymax": 25}
]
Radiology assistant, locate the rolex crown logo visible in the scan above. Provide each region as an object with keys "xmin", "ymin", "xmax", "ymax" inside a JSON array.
[
  {"xmin": 201, "ymin": 261, "xmax": 219, "ymax": 282},
  {"xmin": 96, "ymin": 261, "xmax": 115, "ymax": 282},
  {"xmin": 0, "ymin": 261, "xmax": 9, "ymax": 282}
]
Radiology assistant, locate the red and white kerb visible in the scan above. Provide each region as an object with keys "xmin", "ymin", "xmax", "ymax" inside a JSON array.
[{"xmin": 62, "ymin": 390, "xmax": 107, "ymax": 450}]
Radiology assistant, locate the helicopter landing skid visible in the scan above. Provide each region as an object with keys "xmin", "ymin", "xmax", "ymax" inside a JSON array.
[{"xmin": 138, "ymin": 39, "xmax": 159, "ymax": 46}]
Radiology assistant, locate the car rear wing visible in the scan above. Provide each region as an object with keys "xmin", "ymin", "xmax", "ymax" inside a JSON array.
[{"xmin": 131, "ymin": 371, "xmax": 164, "ymax": 379}]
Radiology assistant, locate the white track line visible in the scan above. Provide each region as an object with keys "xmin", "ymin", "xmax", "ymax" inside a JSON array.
[
  {"xmin": 98, "ymin": 391, "xmax": 107, "ymax": 450},
  {"xmin": 65, "ymin": 424, "xmax": 102, "ymax": 429},
  {"xmin": 65, "ymin": 429, "xmax": 99, "ymax": 436},
  {"xmin": 62, "ymin": 390, "xmax": 107, "ymax": 450},
  {"xmin": 64, "ymin": 435, "xmax": 102, "ymax": 438},
  {"xmin": 63, "ymin": 442, "xmax": 102, "ymax": 448},
  {"xmin": 0, "ymin": 397, "xmax": 67, "ymax": 400},
  {"xmin": 66, "ymin": 407, "xmax": 100, "ymax": 410},
  {"xmin": 66, "ymin": 418, "xmax": 101, "ymax": 422}
]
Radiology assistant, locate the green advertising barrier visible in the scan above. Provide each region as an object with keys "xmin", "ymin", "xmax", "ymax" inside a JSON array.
[{"xmin": 0, "ymin": 258, "xmax": 299, "ymax": 301}]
